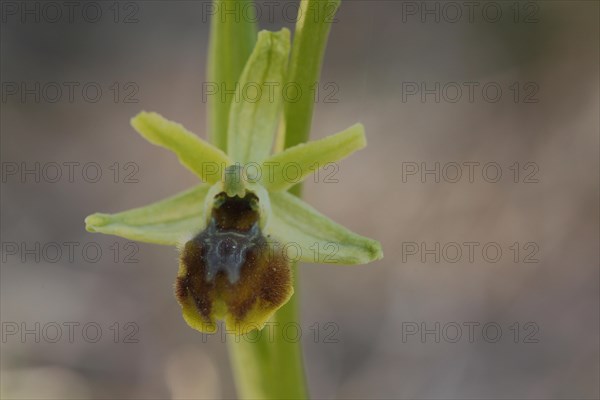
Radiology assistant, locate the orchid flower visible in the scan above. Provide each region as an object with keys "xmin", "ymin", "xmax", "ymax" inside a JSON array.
[{"xmin": 85, "ymin": 28, "xmax": 382, "ymax": 335}]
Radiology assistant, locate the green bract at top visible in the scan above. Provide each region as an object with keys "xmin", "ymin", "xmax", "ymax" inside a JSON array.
[{"xmin": 85, "ymin": 29, "xmax": 382, "ymax": 335}]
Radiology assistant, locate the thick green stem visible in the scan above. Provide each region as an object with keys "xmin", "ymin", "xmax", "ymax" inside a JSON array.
[
  {"xmin": 207, "ymin": 0, "xmax": 257, "ymax": 151},
  {"xmin": 228, "ymin": 281, "xmax": 308, "ymax": 399},
  {"xmin": 284, "ymin": 0, "xmax": 341, "ymax": 149}
]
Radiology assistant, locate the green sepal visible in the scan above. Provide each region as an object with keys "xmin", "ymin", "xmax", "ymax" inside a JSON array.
[
  {"xmin": 266, "ymin": 190, "xmax": 383, "ymax": 264},
  {"xmin": 85, "ymin": 185, "xmax": 210, "ymax": 245},
  {"xmin": 131, "ymin": 112, "xmax": 231, "ymax": 184},
  {"xmin": 261, "ymin": 123, "xmax": 366, "ymax": 191},
  {"xmin": 227, "ymin": 29, "xmax": 291, "ymax": 164}
]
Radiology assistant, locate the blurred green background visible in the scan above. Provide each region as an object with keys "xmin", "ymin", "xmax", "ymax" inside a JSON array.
[{"xmin": 1, "ymin": 1, "xmax": 598, "ymax": 399}]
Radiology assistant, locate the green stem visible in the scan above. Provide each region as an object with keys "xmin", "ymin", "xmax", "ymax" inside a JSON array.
[
  {"xmin": 218, "ymin": 0, "xmax": 341, "ymax": 398},
  {"xmin": 228, "ymin": 282, "xmax": 308, "ymax": 399},
  {"xmin": 207, "ymin": 0, "xmax": 257, "ymax": 151},
  {"xmin": 284, "ymin": 0, "xmax": 341, "ymax": 149}
]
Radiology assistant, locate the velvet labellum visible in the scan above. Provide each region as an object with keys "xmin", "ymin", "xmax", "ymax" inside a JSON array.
[{"xmin": 175, "ymin": 193, "xmax": 293, "ymax": 334}]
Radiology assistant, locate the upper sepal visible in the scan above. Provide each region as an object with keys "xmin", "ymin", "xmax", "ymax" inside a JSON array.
[{"xmin": 227, "ymin": 29, "xmax": 291, "ymax": 164}]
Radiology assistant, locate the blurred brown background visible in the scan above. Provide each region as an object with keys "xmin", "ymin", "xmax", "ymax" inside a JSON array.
[{"xmin": 1, "ymin": 1, "xmax": 598, "ymax": 399}]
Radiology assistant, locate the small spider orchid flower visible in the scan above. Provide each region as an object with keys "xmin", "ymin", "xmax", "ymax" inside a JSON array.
[{"xmin": 85, "ymin": 28, "xmax": 382, "ymax": 334}]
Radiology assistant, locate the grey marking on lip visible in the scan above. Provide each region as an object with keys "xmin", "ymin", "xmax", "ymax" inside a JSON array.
[{"xmin": 202, "ymin": 219, "xmax": 261, "ymax": 284}]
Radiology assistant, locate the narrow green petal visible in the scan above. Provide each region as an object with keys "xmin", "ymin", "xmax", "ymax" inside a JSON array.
[
  {"xmin": 260, "ymin": 123, "xmax": 366, "ymax": 191},
  {"xmin": 131, "ymin": 112, "xmax": 231, "ymax": 183},
  {"xmin": 85, "ymin": 185, "xmax": 209, "ymax": 245},
  {"xmin": 227, "ymin": 29, "xmax": 291, "ymax": 164},
  {"xmin": 266, "ymin": 191, "xmax": 383, "ymax": 264},
  {"xmin": 206, "ymin": 0, "xmax": 257, "ymax": 151}
]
